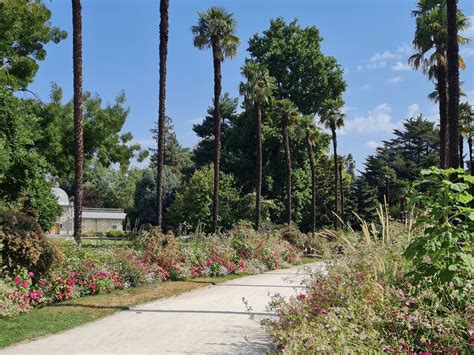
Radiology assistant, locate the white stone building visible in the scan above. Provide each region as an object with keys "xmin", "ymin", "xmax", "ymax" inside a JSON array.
[{"xmin": 50, "ymin": 188, "xmax": 126, "ymax": 236}]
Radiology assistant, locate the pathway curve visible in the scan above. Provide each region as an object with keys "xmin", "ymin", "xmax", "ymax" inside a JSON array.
[{"xmin": 4, "ymin": 262, "xmax": 322, "ymax": 354}]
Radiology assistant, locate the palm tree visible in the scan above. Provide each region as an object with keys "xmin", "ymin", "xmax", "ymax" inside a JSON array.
[
  {"xmin": 156, "ymin": 0, "xmax": 169, "ymax": 229},
  {"xmin": 320, "ymin": 109, "xmax": 344, "ymax": 231},
  {"xmin": 410, "ymin": 2, "xmax": 469, "ymax": 168},
  {"xmin": 460, "ymin": 102, "xmax": 473, "ymax": 173},
  {"xmin": 294, "ymin": 115, "xmax": 320, "ymax": 236},
  {"xmin": 273, "ymin": 99, "xmax": 299, "ymax": 226},
  {"xmin": 239, "ymin": 61, "xmax": 276, "ymax": 231},
  {"xmin": 191, "ymin": 6, "xmax": 240, "ymax": 233},
  {"xmin": 72, "ymin": 0, "xmax": 83, "ymax": 247}
]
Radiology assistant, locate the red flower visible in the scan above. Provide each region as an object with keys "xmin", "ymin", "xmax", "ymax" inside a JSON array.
[
  {"xmin": 39, "ymin": 280, "xmax": 47, "ymax": 287},
  {"xmin": 297, "ymin": 293, "xmax": 307, "ymax": 300},
  {"xmin": 14, "ymin": 277, "xmax": 20, "ymax": 285}
]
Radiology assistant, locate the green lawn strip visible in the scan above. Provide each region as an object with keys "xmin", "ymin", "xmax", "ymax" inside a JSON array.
[{"xmin": 0, "ymin": 274, "xmax": 243, "ymax": 348}]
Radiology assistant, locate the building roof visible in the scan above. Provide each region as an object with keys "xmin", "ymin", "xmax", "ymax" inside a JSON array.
[
  {"xmin": 52, "ymin": 187, "xmax": 70, "ymax": 206},
  {"xmin": 82, "ymin": 208, "xmax": 126, "ymax": 220}
]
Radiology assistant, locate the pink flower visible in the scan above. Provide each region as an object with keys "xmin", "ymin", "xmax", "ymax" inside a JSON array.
[
  {"xmin": 21, "ymin": 280, "xmax": 29, "ymax": 289},
  {"xmin": 39, "ymin": 280, "xmax": 47, "ymax": 287},
  {"xmin": 297, "ymin": 293, "xmax": 307, "ymax": 300},
  {"xmin": 14, "ymin": 277, "xmax": 20, "ymax": 285},
  {"xmin": 59, "ymin": 279, "xmax": 66, "ymax": 285},
  {"xmin": 28, "ymin": 271, "xmax": 35, "ymax": 278}
]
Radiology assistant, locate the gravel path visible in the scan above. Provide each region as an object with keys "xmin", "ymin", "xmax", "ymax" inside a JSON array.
[{"xmin": 3, "ymin": 262, "xmax": 322, "ymax": 354}]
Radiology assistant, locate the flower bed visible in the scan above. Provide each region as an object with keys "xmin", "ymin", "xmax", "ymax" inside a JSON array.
[
  {"xmin": 262, "ymin": 225, "xmax": 472, "ymax": 352},
  {"xmin": 0, "ymin": 224, "xmax": 303, "ymax": 317}
]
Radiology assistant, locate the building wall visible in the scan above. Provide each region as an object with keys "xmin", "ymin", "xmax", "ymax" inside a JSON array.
[{"xmin": 82, "ymin": 219, "xmax": 124, "ymax": 234}]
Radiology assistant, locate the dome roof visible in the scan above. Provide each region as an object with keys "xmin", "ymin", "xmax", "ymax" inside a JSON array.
[{"xmin": 52, "ymin": 187, "xmax": 70, "ymax": 206}]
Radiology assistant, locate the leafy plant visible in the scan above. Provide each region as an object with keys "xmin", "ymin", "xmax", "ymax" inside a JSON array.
[{"xmin": 404, "ymin": 167, "xmax": 473, "ymax": 306}]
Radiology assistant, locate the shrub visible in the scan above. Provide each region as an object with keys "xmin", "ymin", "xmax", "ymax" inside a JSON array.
[
  {"xmin": 106, "ymin": 230, "xmax": 124, "ymax": 238},
  {"xmin": 404, "ymin": 168, "xmax": 473, "ymax": 306},
  {"xmin": 0, "ymin": 210, "xmax": 57, "ymax": 274},
  {"xmin": 263, "ymin": 222, "xmax": 471, "ymax": 352},
  {"xmin": 0, "ymin": 279, "xmax": 20, "ymax": 317},
  {"xmin": 168, "ymin": 165, "xmax": 251, "ymax": 232}
]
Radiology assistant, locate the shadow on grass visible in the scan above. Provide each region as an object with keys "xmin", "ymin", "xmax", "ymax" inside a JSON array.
[{"xmin": 51, "ymin": 303, "xmax": 130, "ymax": 311}]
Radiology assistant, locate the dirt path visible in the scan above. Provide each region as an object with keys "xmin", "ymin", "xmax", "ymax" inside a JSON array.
[{"xmin": 3, "ymin": 263, "xmax": 322, "ymax": 354}]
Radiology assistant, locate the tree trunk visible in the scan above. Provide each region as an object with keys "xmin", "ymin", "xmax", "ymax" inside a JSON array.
[
  {"xmin": 437, "ymin": 63, "xmax": 449, "ymax": 168},
  {"xmin": 469, "ymin": 135, "xmax": 473, "ymax": 175},
  {"xmin": 282, "ymin": 117, "xmax": 292, "ymax": 225},
  {"xmin": 255, "ymin": 101, "xmax": 262, "ymax": 231},
  {"xmin": 338, "ymin": 161, "xmax": 344, "ymax": 222},
  {"xmin": 306, "ymin": 134, "xmax": 316, "ymax": 237},
  {"xmin": 72, "ymin": 0, "xmax": 83, "ymax": 247},
  {"xmin": 211, "ymin": 41, "xmax": 222, "ymax": 234},
  {"xmin": 459, "ymin": 134, "xmax": 464, "ymax": 169},
  {"xmin": 331, "ymin": 126, "xmax": 339, "ymax": 231},
  {"xmin": 156, "ymin": 0, "xmax": 169, "ymax": 229},
  {"xmin": 447, "ymin": 0, "xmax": 460, "ymax": 168}
]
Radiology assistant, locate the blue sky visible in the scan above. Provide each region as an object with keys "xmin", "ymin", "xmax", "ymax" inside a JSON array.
[{"xmin": 29, "ymin": 0, "xmax": 474, "ymax": 172}]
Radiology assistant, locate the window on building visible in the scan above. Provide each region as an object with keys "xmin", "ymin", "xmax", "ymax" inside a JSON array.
[
  {"xmin": 59, "ymin": 224, "xmax": 63, "ymax": 229},
  {"xmin": 112, "ymin": 225, "xmax": 117, "ymax": 230}
]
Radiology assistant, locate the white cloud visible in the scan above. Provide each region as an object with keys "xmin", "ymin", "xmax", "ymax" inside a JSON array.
[
  {"xmin": 341, "ymin": 103, "xmax": 401, "ymax": 134},
  {"xmin": 367, "ymin": 44, "xmax": 414, "ymax": 70},
  {"xmin": 391, "ymin": 61, "xmax": 411, "ymax": 71},
  {"xmin": 366, "ymin": 140, "xmax": 382, "ymax": 149},
  {"xmin": 406, "ymin": 104, "xmax": 421, "ymax": 118},
  {"xmin": 360, "ymin": 84, "xmax": 369, "ymax": 91},
  {"xmin": 357, "ymin": 65, "xmax": 363, "ymax": 71},
  {"xmin": 342, "ymin": 106, "xmax": 358, "ymax": 113},
  {"xmin": 386, "ymin": 76, "xmax": 404, "ymax": 84},
  {"xmin": 461, "ymin": 16, "xmax": 474, "ymax": 37},
  {"xmin": 396, "ymin": 43, "xmax": 413, "ymax": 56}
]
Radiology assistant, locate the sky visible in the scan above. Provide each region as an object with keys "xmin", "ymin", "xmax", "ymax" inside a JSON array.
[{"xmin": 29, "ymin": 0, "xmax": 474, "ymax": 172}]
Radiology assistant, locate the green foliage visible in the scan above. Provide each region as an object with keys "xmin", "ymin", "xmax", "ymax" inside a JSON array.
[
  {"xmin": 168, "ymin": 165, "xmax": 259, "ymax": 232},
  {"xmin": 0, "ymin": 0, "xmax": 67, "ymax": 90},
  {"xmin": 28, "ymin": 85, "xmax": 147, "ymax": 190},
  {"xmin": 83, "ymin": 162, "xmax": 142, "ymax": 213},
  {"xmin": 364, "ymin": 115, "xmax": 439, "ymax": 208},
  {"xmin": 192, "ymin": 93, "xmax": 239, "ymax": 169},
  {"xmin": 264, "ymin": 223, "xmax": 470, "ymax": 352},
  {"xmin": 0, "ymin": 88, "xmax": 60, "ymax": 230},
  {"xmin": 248, "ymin": 17, "xmax": 346, "ymax": 115},
  {"xmin": 105, "ymin": 230, "xmax": 125, "ymax": 238},
  {"xmin": 0, "ymin": 210, "xmax": 57, "ymax": 275},
  {"xmin": 133, "ymin": 168, "xmax": 180, "ymax": 227},
  {"xmin": 404, "ymin": 168, "xmax": 473, "ymax": 305},
  {"xmin": 191, "ymin": 6, "xmax": 240, "ymax": 59},
  {"xmin": 349, "ymin": 176, "xmax": 379, "ymax": 224}
]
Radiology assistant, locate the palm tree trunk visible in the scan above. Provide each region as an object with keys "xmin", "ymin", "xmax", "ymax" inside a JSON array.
[
  {"xmin": 459, "ymin": 134, "xmax": 464, "ymax": 169},
  {"xmin": 255, "ymin": 101, "xmax": 262, "ymax": 231},
  {"xmin": 306, "ymin": 134, "xmax": 316, "ymax": 237},
  {"xmin": 331, "ymin": 127, "xmax": 339, "ymax": 231},
  {"xmin": 437, "ymin": 64, "xmax": 449, "ymax": 168},
  {"xmin": 447, "ymin": 0, "xmax": 460, "ymax": 168},
  {"xmin": 211, "ymin": 41, "xmax": 222, "ymax": 234},
  {"xmin": 468, "ymin": 135, "xmax": 473, "ymax": 175},
  {"xmin": 72, "ymin": 0, "xmax": 83, "ymax": 247},
  {"xmin": 338, "ymin": 161, "xmax": 344, "ymax": 222},
  {"xmin": 156, "ymin": 0, "xmax": 169, "ymax": 229},
  {"xmin": 282, "ymin": 117, "xmax": 292, "ymax": 225}
]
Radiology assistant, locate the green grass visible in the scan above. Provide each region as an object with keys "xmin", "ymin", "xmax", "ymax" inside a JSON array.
[{"xmin": 0, "ymin": 274, "xmax": 243, "ymax": 348}]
